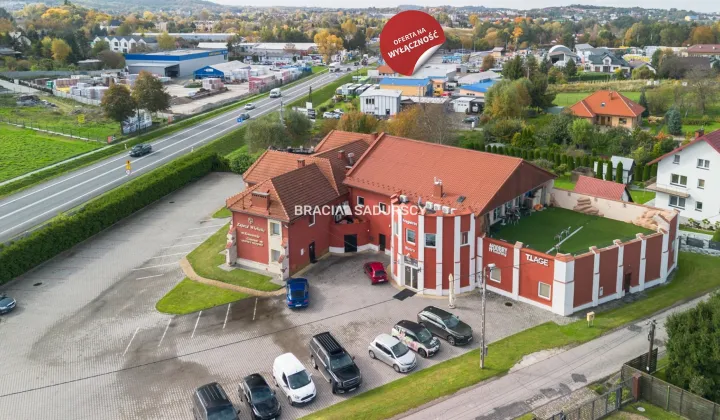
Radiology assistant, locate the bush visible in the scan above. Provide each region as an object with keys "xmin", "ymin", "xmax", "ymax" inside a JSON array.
[
  {"xmin": 228, "ymin": 151, "xmax": 258, "ymax": 174},
  {"xmin": 0, "ymin": 151, "xmax": 219, "ymax": 284},
  {"xmin": 713, "ymin": 230, "xmax": 720, "ymax": 242}
]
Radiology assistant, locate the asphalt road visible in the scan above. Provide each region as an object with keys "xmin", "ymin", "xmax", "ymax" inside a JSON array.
[{"xmin": 0, "ymin": 70, "xmax": 346, "ymax": 243}]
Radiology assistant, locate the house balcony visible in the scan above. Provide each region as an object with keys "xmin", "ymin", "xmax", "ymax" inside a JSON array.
[{"xmin": 645, "ymin": 183, "xmax": 690, "ymax": 198}]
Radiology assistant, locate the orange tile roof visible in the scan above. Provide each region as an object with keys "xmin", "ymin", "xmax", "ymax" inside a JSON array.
[
  {"xmin": 377, "ymin": 64, "xmax": 396, "ymax": 75},
  {"xmin": 568, "ymin": 90, "xmax": 645, "ymax": 119},
  {"xmin": 243, "ymin": 150, "xmax": 339, "ymax": 193},
  {"xmin": 314, "ymin": 139, "xmax": 372, "ymax": 195},
  {"xmin": 314, "ymin": 130, "xmax": 377, "ymax": 153},
  {"xmin": 573, "ymin": 175, "xmax": 629, "ymax": 201},
  {"xmin": 345, "ymin": 134, "xmax": 556, "ymax": 215},
  {"xmin": 647, "ymin": 129, "xmax": 720, "ymax": 165}
]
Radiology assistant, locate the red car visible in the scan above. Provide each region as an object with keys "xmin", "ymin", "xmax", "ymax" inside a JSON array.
[{"xmin": 364, "ymin": 262, "xmax": 388, "ymax": 284}]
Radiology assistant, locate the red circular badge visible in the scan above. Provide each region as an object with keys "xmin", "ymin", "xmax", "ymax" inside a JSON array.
[{"xmin": 380, "ymin": 11, "xmax": 446, "ymax": 77}]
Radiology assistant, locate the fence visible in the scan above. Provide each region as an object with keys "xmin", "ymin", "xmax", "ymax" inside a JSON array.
[{"xmin": 544, "ymin": 378, "xmax": 635, "ymax": 420}]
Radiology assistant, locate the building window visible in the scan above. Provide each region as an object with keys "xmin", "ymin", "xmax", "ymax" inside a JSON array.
[
  {"xmin": 270, "ymin": 222, "xmax": 281, "ymax": 236},
  {"xmin": 308, "ymin": 214, "xmax": 315, "ymax": 227},
  {"xmin": 379, "ymin": 202, "xmax": 387, "ymax": 213},
  {"xmin": 406, "ymin": 228, "xmax": 416, "ymax": 244},
  {"xmin": 670, "ymin": 174, "xmax": 687, "ymax": 187},
  {"xmin": 271, "ymin": 249, "xmax": 281, "ymax": 262},
  {"xmin": 425, "ymin": 233, "xmax": 436, "ymax": 247},
  {"xmin": 697, "ymin": 159, "xmax": 710, "ymax": 169},
  {"xmin": 698, "ymin": 179, "xmax": 705, "ymax": 189},
  {"xmin": 619, "ymin": 118, "xmax": 628, "ymax": 125},
  {"xmin": 696, "ymin": 201, "xmax": 703, "ymax": 211},
  {"xmin": 365, "ymin": 98, "xmax": 375, "ymax": 105},
  {"xmin": 461, "ymin": 231, "xmax": 469, "ymax": 246},
  {"xmin": 357, "ymin": 196, "xmax": 365, "ymax": 207},
  {"xmin": 673, "ymin": 155, "xmax": 680, "ymax": 164},
  {"xmin": 489, "ymin": 266, "xmax": 501, "ymax": 283},
  {"xmin": 669, "ymin": 195, "xmax": 686, "ymax": 209},
  {"xmin": 538, "ymin": 282, "xmax": 551, "ymax": 300}
]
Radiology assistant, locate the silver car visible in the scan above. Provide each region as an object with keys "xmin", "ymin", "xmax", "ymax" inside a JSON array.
[{"xmin": 368, "ymin": 333, "xmax": 417, "ymax": 373}]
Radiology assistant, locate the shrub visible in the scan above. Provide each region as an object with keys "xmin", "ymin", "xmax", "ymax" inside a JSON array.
[
  {"xmin": 228, "ymin": 151, "xmax": 258, "ymax": 174},
  {"xmin": 713, "ymin": 230, "xmax": 720, "ymax": 242}
]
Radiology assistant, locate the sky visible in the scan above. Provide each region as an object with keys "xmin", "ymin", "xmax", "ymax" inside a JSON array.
[{"xmin": 212, "ymin": 0, "xmax": 718, "ymax": 14}]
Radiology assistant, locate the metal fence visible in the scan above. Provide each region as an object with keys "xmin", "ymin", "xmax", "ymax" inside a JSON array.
[{"xmin": 545, "ymin": 378, "xmax": 635, "ymax": 420}]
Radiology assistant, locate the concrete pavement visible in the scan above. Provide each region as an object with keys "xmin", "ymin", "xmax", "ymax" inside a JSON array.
[
  {"xmin": 399, "ymin": 294, "xmax": 708, "ymax": 420},
  {"xmin": 0, "ymin": 70, "xmax": 346, "ymax": 243}
]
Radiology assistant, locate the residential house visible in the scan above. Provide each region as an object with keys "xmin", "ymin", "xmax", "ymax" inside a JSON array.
[
  {"xmin": 646, "ymin": 129, "xmax": 720, "ymax": 221},
  {"xmin": 92, "ymin": 36, "xmax": 158, "ymax": 53},
  {"xmin": 491, "ymin": 47, "xmax": 505, "ymax": 59},
  {"xmin": 547, "ymin": 45, "xmax": 581, "ymax": 67},
  {"xmin": 573, "ymin": 175, "xmax": 632, "ymax": 202},
  {"xmin": 568, "ymin": 90, "xmax": 645, "ymax": 129},
  {"xmin": 628, "ymin": 60, "xmax": 656, "ymax": 74},
  {"xmin": 686, "ymin": 44, "xmax": 720, "ymax": 58},
  {"xmin": 377, "ymin": 64, "xmax": 397, "ymax": 77},
  {"xmin": 378, "ymin": 78, "xmax": 431, "ymax": 97},
  {"xmin": 359, "ymin": 89, "xmax": 402, "ymax": 117},
  {"xmin": 584, "ymin": 52, "xmax": 631, "ymax": 75}
]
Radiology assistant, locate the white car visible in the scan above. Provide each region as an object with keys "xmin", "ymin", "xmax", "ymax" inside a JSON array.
[
  {"xmin": 333, "ymin": 109, "xmax": 344, "ymax": 116},
  {"xmin": 368, "ymin": 333, "xmax": 417, "ymax": 373},
  {"xmin": 245, "ymin": 103, "xmax": 255, "ymax": 110},
  {"xmin": 323, "ymin": 111, "xmax": 338, "ymax": 119},
  {"xmin": 272, "ymin": 353, "xmax": 316, "ymax": 406}
]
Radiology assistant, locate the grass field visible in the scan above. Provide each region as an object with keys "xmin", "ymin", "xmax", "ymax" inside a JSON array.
[
  {"xmin": 630, "ymin": 189, "xmax": 656, "ymax": 204},
  {"xmin": 0, "ymin": 125, "xmax": 102, "ymax": 182},
  {"xmin": 491, "ymin": 207, "xmax": 652, "ymax": 254},
  {"xmin": 553, "ymin": 91, "xmax": 642, "ymax": 107},
  {"xmin": 212, "ymin": 207, "xmax": 232, "ymax": 218},
  {"xmin": 604, "ymin": 401, "xmax": 685, "ymax": 420},
  {"xmin": 156, "ymin": 278, "xmax": 249, "ymax": 315}
]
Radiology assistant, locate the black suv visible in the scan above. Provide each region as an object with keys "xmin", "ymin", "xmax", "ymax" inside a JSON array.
[
  {"xmin": 238, "ymin": 374, "xmax": 281, "ymax": 420},
  {"xmin": 417, "ymin": 306, "xmax": 473, "ymax": 346},
  {"xmin": 192, "ymin": 382, "xmax": 239, "ymax": 420},
  {"xmin": 129, "ymin": 143, "xmax": 152, "ymax": 157},
  {"xmin": 309, "ymin": 332, "xmax": 362, "ymax": 394}
]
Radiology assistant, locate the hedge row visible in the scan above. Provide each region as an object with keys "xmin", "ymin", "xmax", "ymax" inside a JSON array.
[{"xmin": 0, "ymin": 151, "xmax": 219, "ymax": 285}]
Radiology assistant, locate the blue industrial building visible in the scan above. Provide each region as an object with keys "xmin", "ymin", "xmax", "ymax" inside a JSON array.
[{"xmin": 125, "ymin": 49, "xmax": 228, "ymax": 78}]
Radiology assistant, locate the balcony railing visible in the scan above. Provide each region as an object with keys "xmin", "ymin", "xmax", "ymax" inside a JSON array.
[{"xmin": 645, "ymin": 183, "xmax": 690, "ymax": 198}]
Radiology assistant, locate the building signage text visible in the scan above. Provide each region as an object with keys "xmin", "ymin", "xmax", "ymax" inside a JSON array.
[
  {"xmin": 403, "ymin": 219, "xmax": 418, "ymax": 226},
  {"xmin": 240, "ymin": 231, "xmax": 264, "ymax": 247},
  {"xmin": 404, "ymin": 246, "xmax": 416, "ymax": 254},
  {"xmin": 488, "ymin": 243, "xmax": 508, "ymax": 257},
  {"xmin": 525, "ymin": 254, "xmax": 549, "ymax": 266},
  {"xmin": 237, "ymin": 223, "xmax": 265, "ymax": 233}
]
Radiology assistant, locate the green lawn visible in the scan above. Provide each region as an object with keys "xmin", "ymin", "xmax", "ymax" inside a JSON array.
[
  {"xmin": 0, "ymin": 125, "xmax": 102, "ymax": 182},
  {"xmin": 553, "ymin": 91, "xmax": 641, "ymax": 107},
  {"xmin": 156, "ymin": 278, "xmax": 249, "ymax": 315},
  {"xmin": 186, "ymin": 224, "xmax": 280, "ymax": 292},
  {"xmin": 630, "ymin": 189, "xmax": 656, "ymax": 204},
  {"xmin": 681, "ymin": 122, "xmax": 720, "ymax": 137},
  {"xmin": 611, "ymin": 401, "xmax": 685, "ymax": 420},
  {"xmin": 679, "ymin": 225, "xmax": 714, "ymax": 235},
  {"xmin": 212, "ymin": 207, "xmax": 232, "ymax": 218},
  {"xmin": 302, "ymin": 252, "xmax": 720, "ymax": 420},
  {"xmin": 491, "ymin": 207, "xmax": 652, "ymax": 255},
  {"xmin": 554, "ymin": 177, "xmax": 576, "ymax": 190}
]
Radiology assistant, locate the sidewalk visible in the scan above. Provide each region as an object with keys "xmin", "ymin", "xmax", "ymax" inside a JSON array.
[{"xmin": 398, "ymin": 295, "xmax": 708, "ymax": 420}]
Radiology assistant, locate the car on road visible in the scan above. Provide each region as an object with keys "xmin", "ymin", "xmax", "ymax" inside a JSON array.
[
  {"xmin": 363, "ymin": 261, "xmax": 387, "ymax": 284},
  {"xmin": 368, "ymin": 333, "xmax": 417, "ymax": 373},
  {"xmin": 463, "ymin": 116, "xmax": 479, "ymax": 124},
  {"xmin": 309, "ymin": 332, "xmax": 362, "ymax": 394},
  {"xmin": 391, "ymin": 320, "xmax": 440, "ymax": 358},
  {"xmin": 238, "ymin": 113, "xmax": 251, "ymax": 121},
  {"xmin": 417, "ymin": 306, "xmax": 473, "ymax": 346},
  {"xmin": 238, "ymin": 374, "xmax": 281, "ymax": 420},
  {"xmin": 269, "ymin": 88, "xmax": 282, "ymax": 98},
  {"xmin": 0, "ymin": 293, "xmax": 16, "ymax": 315},
  {"xmin": 322, "ymin": 111, "xmax": 338, "ymax": 119},
  {"xmin": 192, "ymin": 382, "xmax": 239, "ymax": 420},
  {"xmin": 245, "ymin": 103, "xmax": 255, "ymax": 110},
  {"xmin": 129, "ymin": 143, "xmax": 152, "ymax": 157},
  {"xmin": 272, "ymin": 353, "xmax": 316, "ymax": 406},
  {"xmin": 286, "ymin": 278, "xmax": 309, "ymax": 308}
]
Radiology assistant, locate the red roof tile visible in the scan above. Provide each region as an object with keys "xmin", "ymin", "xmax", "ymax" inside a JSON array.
[
  {"xmin": 687, "ymin": 44, "xmax": 720, "ymax": 54},
  {"xmin": 647, "ymin": 129, "xmax": 720, "ymax": 165},
  {"xmin": 569, "ymin": 90, "xmax": 645, "ymax": 118},
  {"xmin": 573, "ymin": 175, "xmax": 628, "ymax": 201},
  {"xmin": 314, "ymin": 130, "xmax": 378, "ymax": 153},
  {"xmin": 243, "ymin": 150, "xmax": 339, "ymax": 193}
]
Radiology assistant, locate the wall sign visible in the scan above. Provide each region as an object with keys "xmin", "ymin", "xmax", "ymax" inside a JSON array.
[
  {"xmin": 403, "ymin": 219, "xmax": 418, "ymax": 226},
  {"xmin": 488, "ymin": 243, "xmax": 508, "ymax": 257},
  {"xmin": 526, "ymin": 254, "xmax": 549, "ymax": 266},
  {"xmin": 404, "ymin": 246, "xmax": 416, "ymax": 254},
  {"xmin": 238, "ymin": 222, "xmax": 265, "ymax": 233},
  {"xmin": 240, "ymin": 231, "xmax": 264, "ymax": 246}
]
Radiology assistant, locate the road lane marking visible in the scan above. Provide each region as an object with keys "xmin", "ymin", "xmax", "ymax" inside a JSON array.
[
  {"xmin": 253, "ymin": 298, "xmax": 258, "ymax": 321},
  {"xmin": 158, "ymin": 319, "xmax": 172, "ymax": 347},
  {"xmin": 223, "ymin": 304, "xmax": 231, "ymax": 329},
  {"xmin": 122, "ymin": 327, "xmax": 140, "ymax": 356},
  {"xmin": 131, "ymin": 262, "xmax": 178, "ymax": 271},
  {"xmin": 148, "ymin": 252, "xmax": 187, "ymax": 259},
  {"xmin": 179, "ymin": 234, "xmax": 214, "ymax": 239},
  {"xmin": 163, "ymin": 241, "xmax": 203, "ymax": 248},
  {"xmin": 188, "ymin": 224, "xmax": 227, "ymax": 230},
  {"xmin": 136, "ymin": 274, "xmax": 164, "ymax": 280},
  {"xmin": 191, "ymin": 311, "xmax": 202, "ymax": 338}
]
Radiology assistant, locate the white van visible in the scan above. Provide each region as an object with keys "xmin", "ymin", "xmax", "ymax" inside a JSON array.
[
  {"xmin": 272, "ymin": 353, "xmax": 316, "ymax": 406},
  {"xmin": 269, "ymin": 88, "xmax": 282, "ymax": 98}
]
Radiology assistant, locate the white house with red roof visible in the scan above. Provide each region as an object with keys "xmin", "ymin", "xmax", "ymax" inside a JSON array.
[{"xmin": 647, "ymin": 129, "xmax": 720, "ymax": 221}]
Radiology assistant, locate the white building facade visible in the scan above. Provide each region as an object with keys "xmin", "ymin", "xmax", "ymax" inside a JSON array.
[{"xmin": 360, "ymin": 89, "xmax": 402, "ymax": 117}]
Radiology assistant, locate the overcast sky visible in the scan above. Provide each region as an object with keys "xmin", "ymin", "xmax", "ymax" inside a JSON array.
[{"xmin": 213, "ymin": 0, "xmax": 717, "ymax": 14}]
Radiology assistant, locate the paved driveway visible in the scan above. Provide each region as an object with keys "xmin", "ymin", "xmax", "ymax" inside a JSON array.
[{"xmin": 0, "ymin": 173, "xmax": 568, "ymax": 419}]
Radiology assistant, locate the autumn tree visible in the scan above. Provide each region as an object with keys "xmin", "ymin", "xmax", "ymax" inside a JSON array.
[
  {"xmin": 314, "ymin": 29, "xmax": 344, "ymax": 63},
  {"xmin": 101, "ymin": 84, "xmax": 136, "ymax": 129},
  {"xmin": 484, "ymin": 79, "xmax": 530, "ymax": 119},
  {"xmin": 131, "ymin": 71, "xmax": 170, "ymax": 115},
  {"xmin": 50, "ymin": 38, "xmax": 71, "ymax": 64},
  {"xmin": 481, "ymin": 55, "xmax": 496, "ymax": 71},
  {"xmin": 384, "ymin": 104, "xmax": 454, "ymax": 144},
  {"xmin": 689, "ymin": 26, "xmax": 716, "ymax": 45},
  {"xmin": 157, "ymin": 32, "xmax": 175, "ymax": 51},
  {"xmin": 336, "ymin": 111, "xmax": 379, "ymax": 133},
  {"xmin": 98, "ymin": 50, "xmax": 125, "ymax": 69},
  {"xmin": 341, "ymin": 20, "xmax": 357, "ymax": 41},
  {"xmin": 686, "ymin": 68, "xmax": 719, "ymax": 116}
]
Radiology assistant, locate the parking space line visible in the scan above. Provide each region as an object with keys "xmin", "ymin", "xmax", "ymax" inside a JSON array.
[
  {"xmin": 163, "ymin": 242, "xmax": 203, "ymax": 248},
  {"xmin": 187, "ymin": 224, "xmax": 226, "ymax": 230},
  {"xmin": 179, "ymin": 234, "xmax": 213, "ymax": 239},
  {"xmin": 122, "ymin": 327, "xmax": 140, "ymax": 356},
  {"xmin": 136, "ymin": 274, "xmax": 164, "ymax": 280},
  {"xmin": 148, "ymin": 252, "xmax": 186, "ymax": 259},
  {"xmin": 253, "ymin": 298, "xmax": 258, "ymax": 321},
  {"xmin": 223, "ymin": 304, "xmax": 231, "ymax": 329},
  {"xmin": 191, "ymin": 311, "xmax": 202, "ymax": 338},
  {"xmin": 131, "ymin": 262, "xmax": 178, "ymax": 271},
  {"xmin": 158, "ymin": 319, "xmax": 172, "ymax": 347}
]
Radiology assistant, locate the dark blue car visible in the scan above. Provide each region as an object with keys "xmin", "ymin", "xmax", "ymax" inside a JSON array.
[
  {"xmin": 286, "ymin": 278, "xmax": 309, "ymax": 308},
  {"xmin": 0, "ymin": 294, "xmax": 16, "ymax": 315}
]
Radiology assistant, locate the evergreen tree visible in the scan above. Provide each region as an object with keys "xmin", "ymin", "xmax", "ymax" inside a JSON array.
[
  {"xmin": 554, "ymin": 153, "xmax": 562, "ymax": 167},
  {"xmin": 583, "ymin": 155, "xmax": 591, "ymax": 168},
  {"xmin": 561, "ymin": 154, "xmax": 568, "ymax": 165},
  {"xmin": 666, "ymin": 108, "xmax": 682, "ymax": 135},
  {"xmin": 563, "ymin": 59, "xmax": 577, "ymax": 78},
  {"xmin": 651, "ymin": 163, "xmax": 658, "ymax": 178},
  {"xmin": 491, "ymin": 145, "xmax": 497, "ymax": 153},
  {"xmin": 605, "ymin": 160, "xmax": 614, "ymax": 181},
  {"xmin": 638, "ymin": 89, "xmax": 649, "ymax": 118},
  {"xmin": 615, "ymin": 162, "xmax": 624, "ymax": 184},
  {"xmin": 595, "ymin": 160, "xmax": 604, "ymax": 179},
  {"xmin": 634, "ymin": 164, "xmax": 643, "ymax": 183},
  {"xmin": 642, "ymin": 165, "xmax": 651, "ymax": 182}
]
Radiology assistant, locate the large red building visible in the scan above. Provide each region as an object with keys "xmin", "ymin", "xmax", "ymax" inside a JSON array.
[{"xmin": 225, "ymin": 130, "xmax": 679, "ymax": 316}]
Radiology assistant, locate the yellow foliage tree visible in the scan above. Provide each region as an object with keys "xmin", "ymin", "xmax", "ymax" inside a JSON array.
[
  {"xmin": 157, "ymin": 32, "xmax": 176, "ymax": 50},
  {"xmin": 341, "ymin": 20, "xmax": 357, "ymax": 40},
  {"xmin": 314, "ymin": 30, "xmax": 344, "ymax": 63},
  {"xmin": 513, "ymin": 27, "xmax": 523, "ymax": 46},
  {"xmin": 51, "ymin": 38, "xmax": 72, "ymax": 64}
]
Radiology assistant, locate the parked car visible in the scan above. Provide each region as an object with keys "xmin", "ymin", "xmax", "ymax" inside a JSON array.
[
  {"xmin": 391, "ymin": 320, "xmax": 440, "ymax": 358},
  {"xmin": 333, "ymin": 109, "xmax": 344, "ymax": 116},
  {"xmin": 363, "ymin": 261, "xmax": 387, "ymax": 284},
  {"xmin": 129, "ymin": 143, "xmax": 152, "ymax": 157},
  {"xmin": 272, "ymin": 353, "xmax": 316, "ymax": 406},
  {"xmin": 368, "ymin": 333, "xmax": 417, "ymax": 373},
  {"xmin": 238, "ymin": 113, "xmax": 251, "ymax": 121},
  {"xmin": 286, "ymin": 278, "xmax": 309, "ymax": 308},
  {"xmin": 309, "ymin": 332, "xmax": 362, "ymax": 394},
  {"xmin": 238, "ymin": 374, "xmax": 281, "ymax": 420},
  {"xmin": 323, "ymin": 111, "xmax": 338, "ymax": 119},
  {"xmin": 245, "ymin": 103, "xmax": 255, "ymax": 110},
  {"xmin": 0, "ymin": 293, "xmax": 16, "ymax": 315},
  {"xmin": 463, "ymin": 116, "xmax": 479, "ymax": 124},
  {"xmin": 191, "ymin": 382, "xmax": 239, "ymax": 420},
  {"xmin": 417, "ymin": 306, "xmax": 473, "ymax": 346}
]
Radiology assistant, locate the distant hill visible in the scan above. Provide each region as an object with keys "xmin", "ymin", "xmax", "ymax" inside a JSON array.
[{"xmin": 7, "ymin": 0, "xmax": 228, "ymax": 13}]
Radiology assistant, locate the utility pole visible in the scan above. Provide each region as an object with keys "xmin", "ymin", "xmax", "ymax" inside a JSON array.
[
  {"xmin": 646, "ymin": 319, "xmax": 657, "ymax": 372},
  {"xmin": 308, "ymin": 86, "xmax": 313, "ymax": 104},
  {"xmin": 448, "ymin": 274, "xmax": 456, "ymax": 309},
  {"xmin": 480, "ymin": 263, "xmax": 493, "ymax": 369},
  {"xmin": 279, "ymin": 97, "xmax": 284, "ymax": 127}
]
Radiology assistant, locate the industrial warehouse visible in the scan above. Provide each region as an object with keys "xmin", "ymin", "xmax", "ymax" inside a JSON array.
[{"xmin": 224, "ymin": 131, "xmax": 680, "ymax": 316}]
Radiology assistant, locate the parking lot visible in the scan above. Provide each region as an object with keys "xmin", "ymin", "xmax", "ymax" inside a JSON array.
[{"xmin": 0, "ymin": 172, "xmax": 569, "ymax": 420}]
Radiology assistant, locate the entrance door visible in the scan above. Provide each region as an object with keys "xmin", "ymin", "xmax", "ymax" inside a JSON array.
[
  {"xmin": 309, "ymin": 242, "xmax": 316, "ymax": 263},
  {"xmin": 379, "ymin": 234, "xmax": 386, "ymax": 252},
  {"xmin": 623, "ymin": 273, "xmax": 632, "ymax": 293},
  {"xmin": 344, "ymin": 234, "xmax": 358, "ymax": 253},
  {"xmin": 404, "ymin": 266, "xmax": 418, "ymax": 289}
]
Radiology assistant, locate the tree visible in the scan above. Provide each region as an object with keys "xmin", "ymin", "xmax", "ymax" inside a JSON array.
[
  {"xmin": 51, "ymin": 38, "xmax": 71, "ymax": 64},
  {"xmin": 563, "ymin": 59, "xmax": 577, "ymax": 78},
  {"xmin": 481, "ymin": 55, "xmax": 496, "ymax": 71},
  {"xmin": 245, "ymin": 116, "xmax": 288, "ymax": 153},
  {"xmin": 570, "ymin": 118, "xmax": 594, "ymax": 149},
  {"xmin": 98, "ymin": 50, "xmax": 125, "ymax": 69},
  {"xmin": 101, "ymin": 84, "xmax": 136, "ymax": 128},
  {"xmin": 116, "ymin": 23, "xmax": 132, "ymax": 36},
  {"xmin": 633, "ymin": 163, "xmax": 643, "ymax": 183},
  {"xmin": 131, "ymin": 71, "xmax": 170, "ymax": 114},
  {"xmin": 689, "ymin": 26, "xmax": 716, "ymax": 45},
  {"xmin": 595, "ymin": 160, "xmax": 604, "ymax": 179},
  {"xmin": 384, "ymin": 104, "xmax": 455, "ymax": 144},
  {"xmin": 638, "ymin": 89, "xmax": 649, "ymax": 118},
  {"xmin": 686, "ymin": 68, "xmax": 720, "ymax": 116},
  {"xmin": 528, "ymin": 74, "xmax": 555, "ymax": 109},
  {"xmin": 613, "ymin": 68, "xmax": 626, "ymax": 80},
  {"xmin": 91, "ymin": 40, "xmax": 110, "ymax": 56},
  {"xmin": 157, "ymin": 32, "xmax": 175, "ymax": 50},
  {"xmin": 314, "ymin": 29, "xmax": 343, "ymax": 63},
  {"xmin": 605, "ymin": 159, "xmax": 614, "ymax": 181},
  {"xmin": 501, "ymin": 55, "xmax": 524, "ymax": 80},
  {"xmin": 666, "ymin": 108, "xmax": 682, "ymax": 136},
  {"xmin": 632, "ymin": 66, "xmax": 654, "ymax": 80},
  {"xmin": 284, "ymin": 110, "xmax": 312, "ymax": 144},
  {"xmin": 336, "ymin": 111, "xmax": 379, "ymax": 133},
  {"xmin": 615, "ymin": 161, "xmax": 624, "ymax": 184},
  {"xmin": 341, "ymin": 20, "xmax": 357, "ymax": 41},
  {"xmin": 484, "ymin": 79, "xmax": 530, "ymax": 119},
  {"xmin": 642, "ymin": 164, "xmax": 650, "ymax": 182}
]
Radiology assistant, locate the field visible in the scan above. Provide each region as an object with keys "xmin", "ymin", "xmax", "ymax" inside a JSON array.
[
  {"xmin": 156, "ymin": 278, "xmax": 248, "ymax": 315},
  {"xmin": 0, "ymin": 125, "xmax": 102, "ymax": 182},
  {"xmin": 490, "ymin": 207, "xmax": 652, "ymax": 255},
  {"xmin": 553, "ymin": 91, "xmax": 642, "ymax": 107},
  {"xmin": 0, "ymin": 94, "xmax": 119, "ymax": 140}
]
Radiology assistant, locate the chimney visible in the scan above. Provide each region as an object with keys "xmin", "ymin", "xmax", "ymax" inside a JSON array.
[
  {"xmin": 433, "ymin": 178, "xmax": 443, "ymax": 197},
  {"xmin": 370, "ymin": 132, "xmax": 378, "ymax": 142},
  {"xmin": 347, "ymin": 152, "xmax": 355, "ymax": 165},
  {"xmin": 297, "ymin": 159, "xmax": 305, "ymax": 168},
  {"xmin": 345, "ymin": 165, "xmax": 353, "ymax": 174},
  {"xmin": 695, "ymin": 129, "xmax": 705, "ymax": 138},
  {"xmin": 251, "ymin": 190, "xmax": 270, "ymax": 209},
  {"xmin": 337, "ymin": 150, "xmax": 345, "ymax": 161},
  {"xmin": 609, "ymin": 91, "xmax": 614, "ymax": 99}
]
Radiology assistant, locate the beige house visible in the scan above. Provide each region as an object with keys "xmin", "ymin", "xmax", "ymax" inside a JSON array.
[{"xmin": 569, "ymin": 90, "xmax": 645, "ymax": 129}]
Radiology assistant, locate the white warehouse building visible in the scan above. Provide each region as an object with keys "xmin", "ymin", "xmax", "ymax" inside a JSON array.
[{"xmin": 360, "ymin": 89, "xmax": 402, "ymax": 117}]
